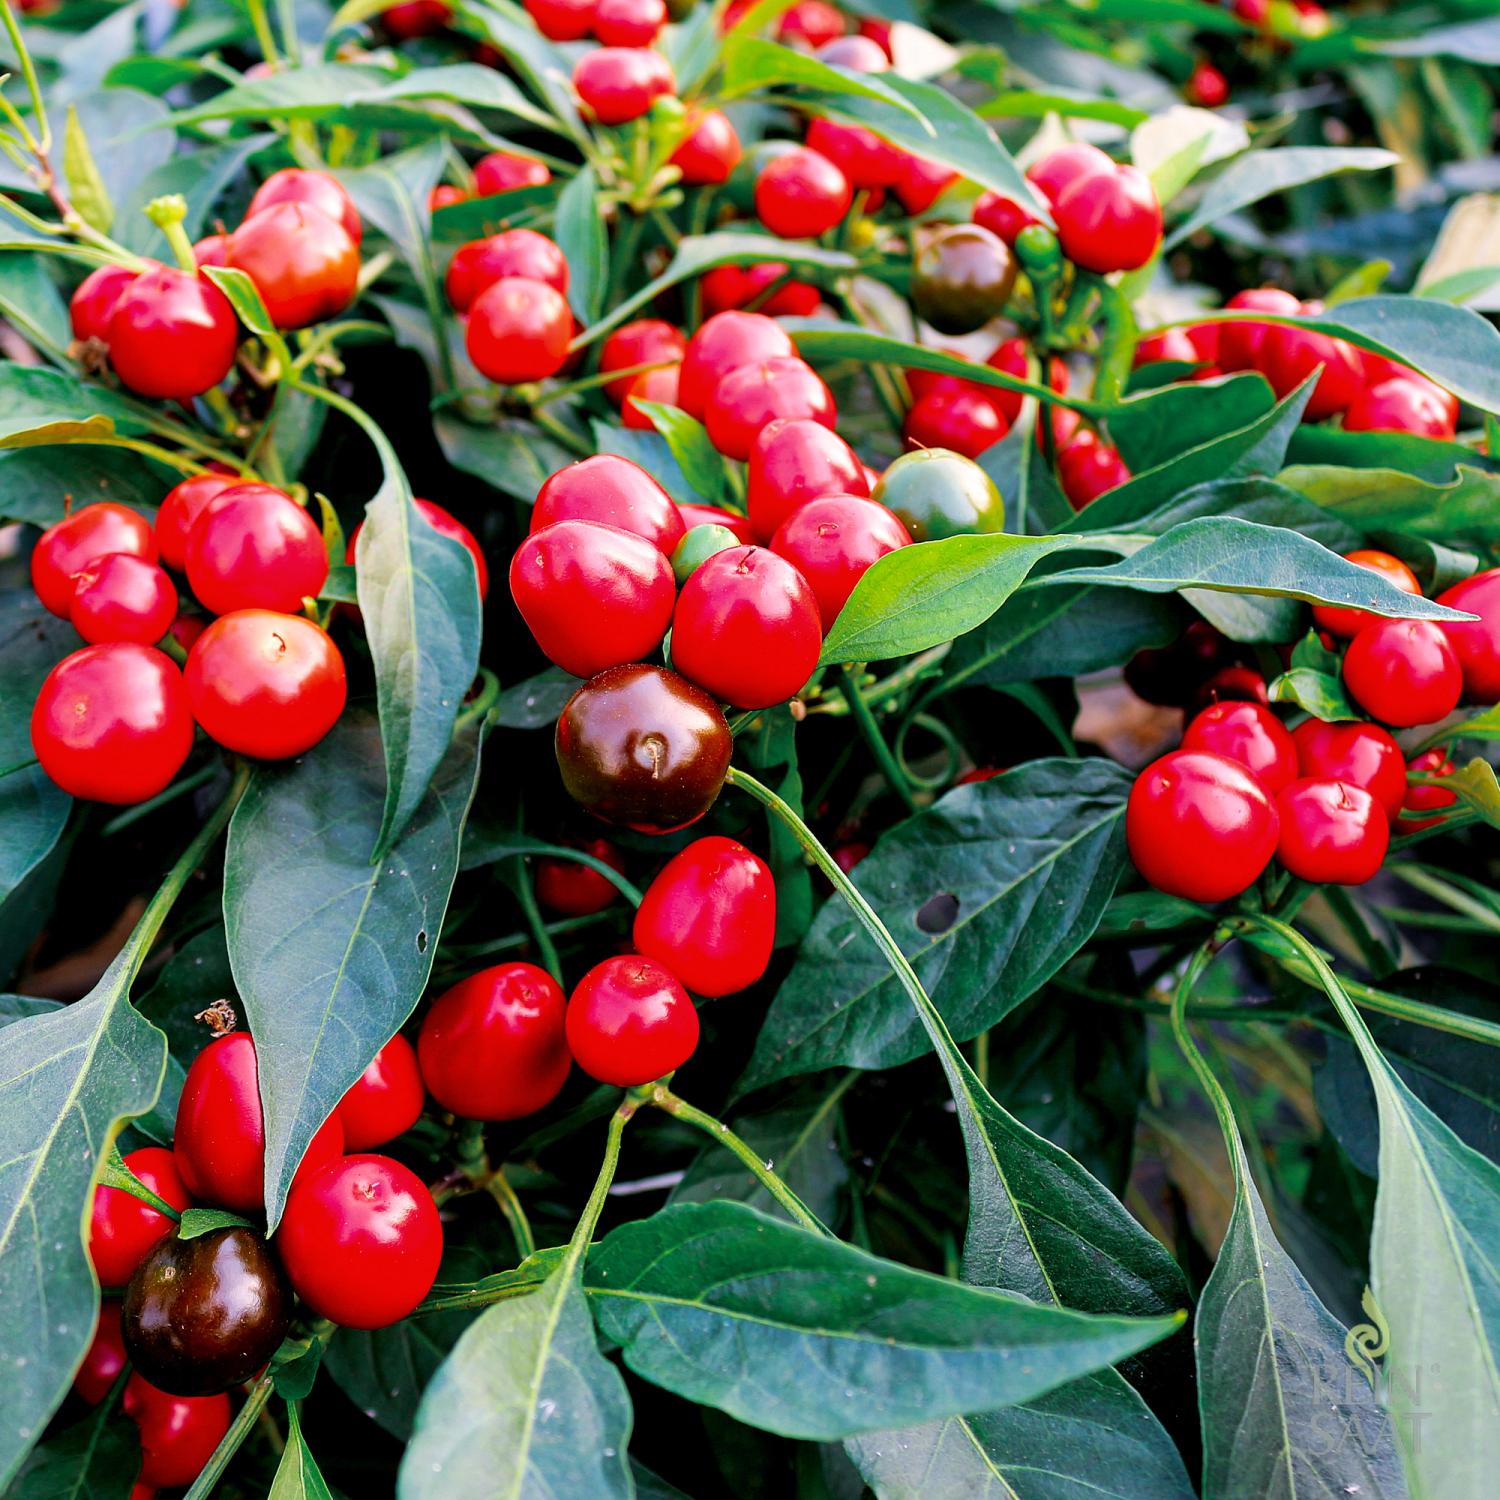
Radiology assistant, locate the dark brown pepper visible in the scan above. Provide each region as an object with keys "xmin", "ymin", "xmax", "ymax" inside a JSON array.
[
  {"xmin": 555, "ymin": 663, "xmax": 731, "ymax": 834},
  {"xmin": 121, "ymin": 1226, "xmax": 292, "ymax": 1396},
  {"xmin": 911, "ymin": 224, "xmax": 1018, "ymax": 336}
]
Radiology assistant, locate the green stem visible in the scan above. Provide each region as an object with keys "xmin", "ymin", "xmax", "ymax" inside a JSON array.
[
  {"xmin": 1092, "ymin": 282, "xmax": 1137, "ymax": 406},
  {"xmin": 512, "ymin": 857, "xmax": 564, "ymax": 987},
  {"xmin": 181, "ymin": 1371, "xmax": 275, "ymax": 1500},
  {"xmin": 567, "ymin": 1097, "xmax": 638, "ymax": 1262},
  {"xmin": 649, "ymin": 1086, "xmax": 829, "ymax": 1236},
  {"xmin": 99, "ymin": 762, "xmax": 222, "ymax": 837},
  {"xmin": 530, "ymin": 403, "xmax": 594, "ymax": 458},
  {"xmin": 455, "ymin": 668, "xmax": 501, "ymax": 732},
  {"xmin": 0, "ymin": 0, "xmax": 48, "ymax": 151},
  {"xmin": 533, "ymin": 357, "xmax": 678, "ymax": 406},
  {"xmin": 243, "ymin": 0, "xmax": 281, "ymax": 66},
  {"xmin": 485, "ymin": 1167, "xmax": 537, "ymax": 1259},
  {"xmin": 836, "ymin": 666, "xmax": 919, "ymax": 815}
]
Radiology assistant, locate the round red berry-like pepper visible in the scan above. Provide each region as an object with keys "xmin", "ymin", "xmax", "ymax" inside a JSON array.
[
  {"xmin": 1134, "ymin": 328, "xmax": 1200, "ymax": 368},
  {"xmin": 573, "ymin": 46, "xmax": 675, "ymax": 125},
  {"xmin": 228, "ymin": 202, "xmax": 360, "ymax": 329},
  {"xmin": 1126, "ymin": 749, "xmax": 1279, "ymax": 902},
  {"xmin": 88, "ymin": 1146, "xmax": 192, "ymax": 1289},
  {"xmin": 555, "ymin": 663, "xmax": 731, "ymax": 832},
  {"xmin": 155, "ymin": 471, "xmax": 238, "ymax": 573},
  {"xmin": 1275, "ymin": 778, "xmax": 1389, "ymax": 885},
  {"xmin": 1344, "ymin": 377, "xmax": 1456, "ymax": 438},
  {"xmin": 1400, "ymin": 749, "xmax": 1457, "ymax": 833},
  {"xmin": 445, "ymin": 228, "xmax": 569, "ymax": 311},
  {"xmin": 891, "ymin": 151, "xmax": 956, "ymax": 214},
  {"xmin": 805, "ymin": 117, "xmax": 901, "ymax": 193},
  {"xmin": 670, "ymin": 109, "xmax": 742, "ymax": 185},
  {"xmin": 565, "ymin": 955, "xmax": 700, "ymax": 1085},
  {"xmin": 31, "ymin": 644, "xmax": 193, "ymax": 804},
  {"xmin": 106, "ymin": 266, "xmax": 238, "ymax": 401},
  {"xmin": 600, "ymin": 318, "xmax": 687, "ymax": 402},
  {"xmin": 679, "ymin": 310, "xmax": 795, "ymax": 419},
  {"xmin": 429, "ymin": 183, "xmax": 469, "ymax": 211},
  {"xmin": 754, "ymin": 146, "xmax": 853, "ymax": 239},
  {"xmin": 672, "ymin": 545, "xmax": 823, "ymax": 708},
  {"xmin": 277, "ymin": 1154, "xmax": 443, "ymax": 1328},
  {"xmin": 70, "ymin": 553, "xmax": 178, "ymax": 646},
  {"xmin": 473, "ymin": 149, "xmax": 552, "ymax": 195},
  {"xmin": 535, "ymin": 838, "xmax": 626, "ymax": 916},
  {"xmin": 70, "ymin": 263, "xmax": 140, "ymax": 343},
  {"xmin": 174, "ymin": 1031, "xmax": 344, "ymax": 1212},
  {"xmin": 770, "ymin": 494, "xmax": 910, "ymax": 630},
  {"xmin": 1292, "ymin": 718, "xmax": 1406, "ymax": 822},
  {"xmin": 1057, "ymin": 432, "xmax": 1131, "ymax": 510},
  {"xmin": 904, "ymin": 388, "xmax": 1008, "ymax": 459},
  {"xmin": 465, "ymin": 276, "xmax": 573, "ymax": 384},
  {"xmin": 1026, "ymin": 143, "xmax": 1114, "ymax": 205},
  {"xmin": 1052, "ymin": 164, "xmax": 1162, "ymax": 274},
  {"xmin": 633, "ymin": 836, "xmax": 776, "ymax": 997},
  {"xmin": 1311, "ymin": 549, "xmax": 1422, "ymax": 640},
  {"xmin": 384, "ymin": 0, "xmax": 452, "ymax": 38},
  {"xmin": 779, "ymin": 0, "xmax": 843, "ymax": 47},
  {"xmin": 510, "ymin": 519, "xmax": 676, "ymax": 677},
  {"xmin": 123, "ymin": 1376, "xmax": 230, "ymax": 1490},
  {"xmin": 747, "ymin": 417, "xmax": 868, "ymax": 543},
  {"xmin": 1254, "ymin": 304, "xmax": 1364, "ymax": 420},
  {"xmin": 704, "ymin": 355, "xmax": 836, "ymax": 461},
  {"xmin": 1216, "ymin": 286, "xmax": 1300, "ymax": 372},
  {"xmin": 1436, "ymin": 567, "xmax": 1500, "ymax": 703},
  {"xmin": 32, "ymin": 501, "xmax": 157, "ymax": 618},
  {"xmin": 1181, "ymin": 700, "xmax": 1298, "ymax": 795},
  {"xmin": 184, "ymin": 482, "xmax": 328, "ymax": 616},
  {"xmin": 524, "ymin": 0, "xmax": 594, "ymax": 41},
  {"xmin": 74, "ymin": 1302, "xmax": 127, "ymax": 1406},
  {"xmin": 336, "ymin": 1035, "xmax": 426, "ymax": 1150},
  {"xmin": 418, "ymin": 961, "xmax": 571, "ymax": 1119},
  {"xmin": 1342, "ymin": 617, "xmax": 1462, "ymax": 728},
  {"xmin": 1186, "ymin": 59, "xmax": 1229, "ymax": 108},
  {"xmin": 248, "ymin": 167, "xmax": 362, "ymax": 246},
  {"xmin": 185, "ymin": 610, "xmax": 347, "ymax": 760},
  {"xmin": 593, "ymin": 0, "xmax": 665, "ymax": 46},
  {"xmin": 532, "ymin": 453, "xmax": 686, "ymax": 552}
]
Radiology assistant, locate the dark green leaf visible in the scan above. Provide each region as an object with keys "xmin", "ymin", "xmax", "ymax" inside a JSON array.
[
  {"xmin": 1104, "ymin": 373, "xmax": 1275, "ymax": 475},
  {"xmin": 436, "ymin": 410, "xmax": 576, "ymax": 503},
  {"xmin": 1269, "ymin": 666, "xmax": 1359, "ymax": 721},
  {"xmin": 268, "ymin": 1404, "xmax": 335, "ymax": 1500},
  {"xmin": 495, "ymin": 667, "xmax": 581, "ymax": 730},
  {"xmin": 0, "ymin": 929, "xmax": 169, "ymax": 1484},
  {"xmin": 741, "ymin": 760, "xmax": 1132, "ymax": 1089},
  {"xmin": 554, "ymin": 166, "xmax": 607, "ymax": 325},
  {"xmin": 0, "ymin": 364, "xmax": 153, "ymax": 448},
  {"xmin": 177, "ymin": 1206, "xmax": 255, "ymax": 1240},
  {"xmin": 587, "ymin": 1200, "xmax": 1181, "ymax": 1442},
  {"xmin": 223, "ymin": 710, "xmax": 485, "ymax": 1228},
  {"xmin": 12, "ymin": 1394, "xmax": 139, "ymax": 1499},
  {"xmin": 1280, "ymin": 463, "xmax": 1500, "ymax": 546},
  {"xmin": 401, "ymin": 1258, "xmax": 633, "ymax": 1499},
  {"xmin": 634, "ymin": 404, "xmax": 729, "ymax": 504},
  {"xmin": 721, "ymin": 36, "xmax": 928, "ymax": 120},
  {"xmin": 1164, "ymin": 147, "xmax": 1398, "ymax": 249}
]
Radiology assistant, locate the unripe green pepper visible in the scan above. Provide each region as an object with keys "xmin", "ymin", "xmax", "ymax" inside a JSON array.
[{"xmin": 872, "ymin": 449, "xmax": 1006, "ymax": 542}]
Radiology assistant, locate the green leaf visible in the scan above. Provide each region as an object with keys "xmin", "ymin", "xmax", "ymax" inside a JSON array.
[
  {"xmin": 1183, "ymin": 1033, "xmax": 1407, "ymax": 1499},
  {"xmin": 0, "ymin": 253, "xmax": 72, "ymax": 363},
  {"xmin": 177, "ymin": 1206, "xmax": 256, "ymax": 1241},
  {"xmin": 349, "ymin": 403, "xmax": 484, "ymax": 855},
  {"xmin": 337, "ymin": 140, "xmax": 452, "ymax": 392},
  {"xmin": 821, "ymin": 533, "xmax": 1073, "ymax": 665},
  {"xmin": 1439, "ymin": 756, "xmax": 1500, "ymax": 829},
  {"xmin": 0, "ymin": 594, "xmax": 73, "ymax": 942},
  {"xmin": 577, "ymin": 232, "xmax": 858, "ymax": 348},
  {"xmin": 634, "ymin": 403, "xmax": 729, "ymax": 504},
  {"xmin": 400, "ymin": 1261, "xmax": 633, "ymax": 1500},
  {"xmin": 721, "ymin": 35, "xmax": 928, "ymax": 121},
  {"xmin": 586, "ymin": 1200, "xmax": 1181, "ymax": 1442},
  {"xmin": 0, "ymin": 927, "xmax": 170, "ymax": 1484},
  {"xmin": 495, "ymin": 666, "xmax": 581, "ymax": 730},
  {"xmin": 1373, "ymin": 17, "xmax": 1500, "ymax": 62},
  {"xmin": 203, "ymin": 265, "xmax": 278, "ymax": 338},
  {"xmin": 1281, "ymin": 936, "xmax": 1500, "ymax": 1500},
  {"xmin": 741, "ymin": 760, "xmax": 1133, "ymax": 1089},
  {"xmin": 61, "ymin": 105, "xmax": 112, "ymax": 234},
  {"xmin": 1063, "ymin": 378, "xmax": 1313, "ymax": 531},
  {"xmin": 1270, "ymin": 666, "xmax": 1359, "ymax": 721},
  {"xmin": 1043, "ymin": 517, "xmax": 1476, "ymax": 617},
  {"xmin": 1164, "ymin": 147, "xmax": 1398, "ymax": 249},
  {"xmin": 435, "ymin": 410, "xmax": 577, "ymax": 503},
  {"xmin": 451, "ymin": 0, "xmax": 586, "ymax": 140},
  {"xmin": 223, "ymin": 709, "xmax": 485, "ymax": 1228},
  {"xmin": 12, "ymin": 1392, "xmax": 140, "ymax": 1498},
  {"xmin": 0, "ymin": 363, "xmax": 152, "ymax": 448},
  {"xmin": 554, "ymin": 165, "xmax": 607, "ymax": 325},
  {"xmin": 268, "ymin": 1404, "xmax": 335, "ymax": 1500},
  {"xmin": 1104, "ymin": 373, "xmax": 1275, "ymax": 474},
  {"xmin": 1280, "ymin": 463, "xmax": 1500, "ymax": 545}
]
